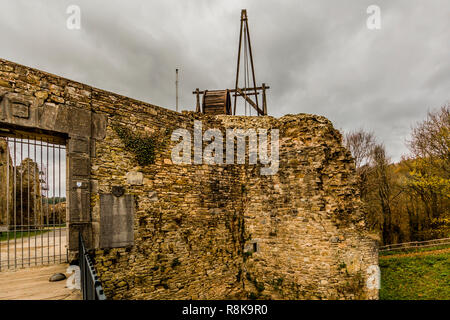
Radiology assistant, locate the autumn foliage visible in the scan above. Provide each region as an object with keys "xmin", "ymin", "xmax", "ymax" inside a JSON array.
[{"xmin": 345, "ymin": 104, "xmax": 450, "ymax": 245}]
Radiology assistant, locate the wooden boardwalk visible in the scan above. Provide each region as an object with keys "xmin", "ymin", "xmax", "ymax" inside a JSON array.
[{"xmin": 0, "ymin": 263, "xmax": 81, "ymax": 300}]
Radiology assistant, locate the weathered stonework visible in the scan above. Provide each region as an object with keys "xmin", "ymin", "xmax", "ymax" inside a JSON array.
[
  {"xmin": 0, "ymin": 58, "xmax": 379, "ymax": 300},
  {"xmin": 0, "ymin": 141, "xmax": 44, "ymax": 228},
  {"xmin": 0, "ymin": 138, "xmax": 13, "ymax": 226}
]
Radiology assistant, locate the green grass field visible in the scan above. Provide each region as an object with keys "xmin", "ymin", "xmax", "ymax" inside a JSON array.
[
  {"xmin": 380, "ymin": 250, "xmax": 450, "ymax": 300},
  {"xmin": 0, "ymin": 230, "xmax": 50, "ymax": 242}
]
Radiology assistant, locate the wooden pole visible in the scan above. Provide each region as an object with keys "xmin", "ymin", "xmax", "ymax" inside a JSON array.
[
  {"xmin": 262, "ymin": 83, "xmax": 267, "ymax": 115},
  {"xmin": 193, "ymin": 86, "xmax": 269, "ymax": 95},
  {"xmin": 233, "ymin": 10, "xmax": 245, "ymax": 115},
  {"xmin": 195, "ymin": 88, "xmax": 200, "ymax": 112},
  {"xmin": 244, "ymin": 12, "xmax": 260, "ymax": 115},
  {"xmin": 235, "ymin": 88, "xmax": 265, "ymax": 116}
]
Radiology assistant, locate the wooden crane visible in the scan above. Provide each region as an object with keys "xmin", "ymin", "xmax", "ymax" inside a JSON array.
[{"xmin": 193, "ymin": 9, "xmax": 269, "ymax": 116}]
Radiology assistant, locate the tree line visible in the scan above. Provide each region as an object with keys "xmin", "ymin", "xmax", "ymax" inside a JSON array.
[{"xmin": 344, "ymin": 104, "xmax": 449, "ymax": 245}]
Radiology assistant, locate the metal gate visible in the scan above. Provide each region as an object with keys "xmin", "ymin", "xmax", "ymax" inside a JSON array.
[{"xmin": 0, "ymin": 133, "xmax": 67, "ymax": 270}]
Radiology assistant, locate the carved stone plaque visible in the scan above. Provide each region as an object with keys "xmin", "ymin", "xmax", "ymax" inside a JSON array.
[
  {"xmin": 11, "ymin": 102, "xmax": 29, "ymax": 118},
  {"xmin": 99, "ymin": 194, "xmax": 134, "ymax": 248}
]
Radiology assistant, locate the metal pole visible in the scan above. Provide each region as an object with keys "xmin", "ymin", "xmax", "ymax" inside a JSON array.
[
  {"xmin": 6, "ymin": 137, "xmax": 10, "ymax": 269},
  {"xmin": 27, "ymin": 137, "xmax": 30, "ymax": 266},
  {"xmin": 176, "ymin": 68, "xmax": 179, "ymax": 112},
  {"xmin": 20, "ymin": 136, "xmax": 23, "ymax": 268},
  {"xmin": 53, "ymin": 141, "xmax": 55, "ymax": 263},
  {"xmin": 58, "ymin": 145, "xmax": 61, "ymax": 263},
  {"xmin": 34, "ymin": 137, "xmax": 37, "ymax": 265},
  {"xmin": 46, "ymin": 138, "xmax": 49, "ymax": 264},
  {"xmin": 13, "ymin": 137, "xmax": 16, "ymax": 269},
  {"xmin": 40, "ymin": 137, "xmax": 44, "ymax": 265}
]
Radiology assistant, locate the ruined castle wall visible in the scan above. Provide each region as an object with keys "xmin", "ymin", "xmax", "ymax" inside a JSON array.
[
  {"xmin": 14, "ymin": 158, "xmax": 43, "ymax": 227},
  {"xmin": 0, "ymin": 140, "xmax": 44, "ymax": 228},
  {"xmin": 0, "ymin": 58, "xmax": 248, "ymax": 299},
  {"xmin": 220, "ymin": 115, "xmax": 379, "ymax": 299},
  {"xmin": 0, "ymin": 138, "xmax": 13, "ymax": 226},
  {"xmin": 89, "ymin": 109, "xmax": 248, "ymax": 299},
  {"xmin": 0, "ymin": 58, "xmax": 378, "ymax": 300}
]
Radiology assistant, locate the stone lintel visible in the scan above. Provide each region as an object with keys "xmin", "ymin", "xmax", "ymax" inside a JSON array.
[{"xmin": 1, "ymin": 92, "xmax": 106, "ymax": 140}]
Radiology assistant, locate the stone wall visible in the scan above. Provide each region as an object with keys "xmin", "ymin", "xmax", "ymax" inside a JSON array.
[
  {"xmin": 0, "ymin": 58, "xmax": 379, "ymax": 300},
  {"xmin": 0, "ymin": 138, "xmax": 13, "ymax": 226}
]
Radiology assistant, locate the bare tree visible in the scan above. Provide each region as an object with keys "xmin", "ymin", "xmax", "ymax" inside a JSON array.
[
  {"xmin": 344, "ymin": 129, "xmax": 377, "ymax": 200},
  {"xmin": 408, "ymin": 104, "xmax": 450, "ymax": 164},
  {"xmin": 371, "ymin": 144, "xmax": 393, "ymax": 244},
  {"xmin": 344, "ymin": 129, "xmax": 376, "ymax": 169},
  {"xmin": 343, "ymin": 105, "xmax": 450, "ymax": 244},
  {"xmin": 344, "ymin": 129, "xmax": 384, "ymax": 233}
]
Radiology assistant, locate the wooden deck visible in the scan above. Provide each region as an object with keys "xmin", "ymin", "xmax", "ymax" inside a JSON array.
[{"xmin": 0, "ymin": 263, "xmax": 81, "ymax": 300}]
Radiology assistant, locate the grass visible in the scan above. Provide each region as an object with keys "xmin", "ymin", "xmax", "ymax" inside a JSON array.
[
  {"xmin": 0, "ymin": 230, "xmax": 50, "ymax": 242},
  {"xmin": 380, "ymin": 250, "xmax": 450, "ymax": 300}
]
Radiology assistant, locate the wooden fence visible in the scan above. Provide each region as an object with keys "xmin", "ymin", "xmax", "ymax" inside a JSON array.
[{"xmin": 379, "ymin": 237, "xmax": 450, "ymax": 253}]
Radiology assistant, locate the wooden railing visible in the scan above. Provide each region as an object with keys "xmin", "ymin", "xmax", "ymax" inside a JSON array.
[{"xmin": 379, "ymin": 237, "xmax": 450, "ymax": 253}]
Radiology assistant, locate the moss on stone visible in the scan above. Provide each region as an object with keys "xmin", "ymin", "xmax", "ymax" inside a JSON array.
[{"xmin": 112, "ymin": 123, "xmax": 157, "ymax": 166}]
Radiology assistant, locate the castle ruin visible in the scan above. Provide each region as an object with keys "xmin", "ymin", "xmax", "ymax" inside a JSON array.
[{"xmin": 0, "ymin": 58, "xmax": 379, "ymax": 299}]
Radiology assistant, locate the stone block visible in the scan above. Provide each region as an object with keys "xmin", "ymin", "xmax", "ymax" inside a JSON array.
[
  {"xmin": 69, "ymin": 188, "xmax": 90, "ymax": 222},
  {"xmin": 69, "ymin": 155, "xmax": 90, "ymax": 177},
  {"xmin": 38, "ymin": 103, "xmax": 60, "ymax": 132},
  {"xmin": 126, "ymin": 171, "xmax": 143, "ymax": 185},
  {"xmin": 99, "ymin": 194, "xmax": 134, "ymax": 248},
  {"xmin": 69, "ymin": 137, "xmax": 90, "ymax": 154},
  {"xmin": 0, "ymin": 93, "xmax": 39, "ymax": 127},
  {"xmin": 92, "ymin": 112, "xmax": 107, "ymax": 140},
  {"xmin": 68, "ymin": 223, "xmax": 92, "ymax": 251},
  {"xmin": 91, "ymin": 179, "xmax": 99, "ymax": 193},
  {"xmin": 148, "ymin": 191, "xmax": 158, "ymax": 201},
  {"xmin": 11, "ymin": 102, "xmax": 29, "ymax": 118},
  {"xmin": 69, "ymin": 107, "xmax": 91, "ymax": 137}
]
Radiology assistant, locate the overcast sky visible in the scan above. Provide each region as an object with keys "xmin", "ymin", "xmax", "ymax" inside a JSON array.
[{"xmin": 0, "ymin": 0, "xmax": 448, "ymax": 162}]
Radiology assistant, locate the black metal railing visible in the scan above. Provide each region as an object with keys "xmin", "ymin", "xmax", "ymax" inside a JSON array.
[{"xmin": 79, "ymin": 233, "xmax": 107, "ymax": 300}]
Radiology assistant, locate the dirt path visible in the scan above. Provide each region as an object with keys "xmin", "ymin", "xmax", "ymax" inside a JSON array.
[
  {"xmin": 0, "ymin": 229, "xmax": 67, "ymax": 270},
  {"xmin": 380, "ymin": 247, "xmax": 450, "ymax": 260},
  {"xmin": 0, "ymin": 263, "xmax": 81, "ymax": 300}
]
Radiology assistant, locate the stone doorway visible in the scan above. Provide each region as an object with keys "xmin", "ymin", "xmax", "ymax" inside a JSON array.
[{"xmin": 0, "ymin": 130, "xmax": 67, "ymax": 270}]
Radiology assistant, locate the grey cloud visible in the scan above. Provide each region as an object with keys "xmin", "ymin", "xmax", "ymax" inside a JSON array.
[{"xmin": 0, "ymin": 0, "xmax": 448, "ymax": 162}]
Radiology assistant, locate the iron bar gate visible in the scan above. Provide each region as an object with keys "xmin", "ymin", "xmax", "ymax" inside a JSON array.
[{"xmin": 0, "ymin": 134, "xmax": 67, "ymax": 270}]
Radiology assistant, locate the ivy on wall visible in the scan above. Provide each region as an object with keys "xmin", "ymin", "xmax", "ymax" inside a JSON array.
[{"xmin": 112, "ymin": 123, "xmax": 159, "ymax": 166}]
